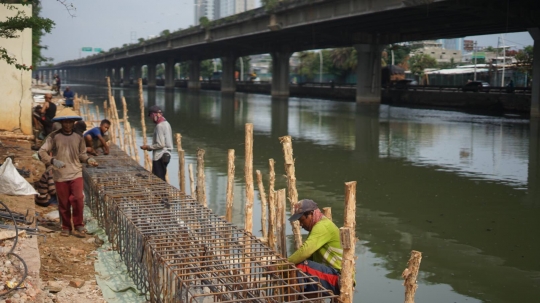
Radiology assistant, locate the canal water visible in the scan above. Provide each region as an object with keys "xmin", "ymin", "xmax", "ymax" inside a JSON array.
[{"xmin": 71, "ymin": 84, "xmax": 539, "ymax": 303}]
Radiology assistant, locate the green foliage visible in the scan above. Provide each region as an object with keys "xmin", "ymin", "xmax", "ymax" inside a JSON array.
[
  {"xmin": 160, "ymin": 29, "xmax": 170, "ymax": 37},
  {"xmin": 1, "ymin": 1, "xmax": 54, "ymax": 70},
  {"xmin": 138, "ymin": 37, "xmax": 145, "ymax": 44},
  {"xmin": 200, "ymin": 59, "xmax": 214, "ymax": 79},
  {"xmin": 408, "ymin": 54, "xmax": 438, "ymax": 76},
  {"xmin": 199, "ymin": 16, "xmax": 210, "ymax": 28},
  {"xmin": 295, "ymin": 50, "xmax": 333, "ymax": 81},
  {"xmin": 515, "ymin": 45, "xmax": 534, "ymax": 78},
  {"xmin": 437, "ymin": 58, "xmax": 457, "ymax": 69},
  {"xmin": 261, "ymin": 0, "xmax": 281, "ymax": 10}
]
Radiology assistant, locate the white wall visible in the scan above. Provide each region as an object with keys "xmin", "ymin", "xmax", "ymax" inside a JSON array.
[{"xmin": 0, "ymin": 4, "xmax": 33, "ymax": 135}]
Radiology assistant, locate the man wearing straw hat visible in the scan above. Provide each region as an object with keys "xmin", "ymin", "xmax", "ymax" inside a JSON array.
[
  {"xmin": 38, "ymin": 108, "xmax": 98, "ymax": 237},
  {"xmin": 140, "ymin": 105, "xmax": 173, "ymax": 181},
  {"xmin": 286, "ymin": 199, "xmax": 343, "ymax": 296}
]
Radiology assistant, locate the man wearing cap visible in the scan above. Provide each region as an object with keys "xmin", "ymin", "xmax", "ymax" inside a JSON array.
[
  {"xmin": 38, "ymin": 108, "xmax": 98, "ymax": 238},
  {"xmin": 287, "ymin": 199, "xmax": 343, "ymax": 296},
  {"xmin": 140, "ymin": 105, "xmax": 173, "ymax": 181}
]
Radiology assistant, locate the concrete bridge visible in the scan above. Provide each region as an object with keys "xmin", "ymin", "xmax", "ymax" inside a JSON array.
[{"xmin": 38, "ymin": 0, "xmax": 540, "ymax": 116}]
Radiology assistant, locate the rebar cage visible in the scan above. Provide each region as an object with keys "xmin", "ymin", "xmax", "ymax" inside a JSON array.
[{"xmin": 83, "ymin": 145, "xmax": 340, "ymax": 302}]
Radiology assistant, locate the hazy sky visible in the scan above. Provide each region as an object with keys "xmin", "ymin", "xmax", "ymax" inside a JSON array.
[{"xmin": 40, "ymin": 0, "xmax": 534, "ymax": 64}]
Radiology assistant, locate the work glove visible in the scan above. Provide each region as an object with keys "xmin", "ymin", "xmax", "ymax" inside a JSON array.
[
  {"xmin": 87, "ymin": 158, "xmax": 98, "ymax": 167},
  {"xmin": 51, "ymin": 158, "xmax": 65, "ymax": 169}
]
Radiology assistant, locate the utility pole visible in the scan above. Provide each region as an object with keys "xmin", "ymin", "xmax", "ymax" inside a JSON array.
[
  {"xmin": 501, "ymin": 34, "xmax": 506, "ymax": 87},
  {"xmin": 473, "ymin": 41, "xmax": 477, "ymax": 81}
]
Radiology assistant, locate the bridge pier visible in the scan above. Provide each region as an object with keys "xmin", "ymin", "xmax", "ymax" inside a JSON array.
[
  {"xmin": 165, "ymin": 58, "xmax": 175, "ymax": 89},
  {"xmin": 188, "ymin": 59, "xmax": 201, "ymax": 90},
  {"xmin": 354, "ymin": 104, "xmax": 380, "ymax": 161},
  {"xmin": 530, "ymin": 117, "xmax": 539, "ymax": 205},
  {"xmin": 355, "ymin": 44, "xmax": 383, "ymax": 104},
  {"xmin": 147, "ymin": 64, "xmax": 157, "ymax": 88},
  {"xmin": 529, "ymin": 28, "xmax": 540, "ymax": 118},
  {"xmin": 221, "ymin": 55, "xmax": 237, "ymax": 94},
  {"xmin": 270, "ymin": 51, "xmax": 291, "ymax": 97}
]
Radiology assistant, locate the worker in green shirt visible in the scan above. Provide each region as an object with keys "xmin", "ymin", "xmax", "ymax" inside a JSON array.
[{"xmin": 287, "ymin": 199, "xmax": 343, "ymax": 296}]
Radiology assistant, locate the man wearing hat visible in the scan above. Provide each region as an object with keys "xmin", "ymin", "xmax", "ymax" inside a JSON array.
[
  {"xmin": 140, "ymin": 105, "xmax": 173, "ymax": 181},
  {"xmin": 287, "ymin": 199, "xmax": 343, "ymax": 296},
  {"xmin": 38, "ymin": 108, "xmax": 98, "ymax": 237}
]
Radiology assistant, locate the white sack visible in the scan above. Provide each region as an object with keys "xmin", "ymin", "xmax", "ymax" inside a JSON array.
[{"xmin": 0, "ymin": 158, "xmax": 38, "ymax": 195}]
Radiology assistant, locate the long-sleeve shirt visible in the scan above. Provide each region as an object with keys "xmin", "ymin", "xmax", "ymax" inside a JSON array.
[
  {"xmin": 38, "ymin": 131, "xmax": 89, "ymax": 182},
  {"xmin": 148, "ymin": 120, "xmax": 173, "ymax": 161},
  {"xmin": 287, "ymin": 217, "xmax": 343, "ymax": 271}
]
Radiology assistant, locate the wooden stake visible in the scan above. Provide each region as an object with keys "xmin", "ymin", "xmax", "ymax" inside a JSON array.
[
  {"xmin": 189, "ymin": 164, "xmax": 196, "ymax": 199},
  {"xmin": 225, "ymin": 149, "xmax": 235, "ymax": 222},
  {"xmin": 138, "ymin": 78, "xmax": 151, "ymax": 171},
  {"xmin": 402, "ymin": 250, "xmax": 422, "ymax": 303},
  {"xmin": 175, "ymin": 134, "xmax": 186, "ymax": 193},
  {"xmin": 256, "ymin": 170, "xmax": 268, "ymax": 240},
  {"xmin": 267, "ymin": 159, "xmax": 276, "ymax": 251},
  {"xmin": 95, "ymin": 105, "xmax": 101, "ymax": 121},
  {"xmin": 322, "ymin": 207, "xmax": 332, "ymax": 221},
  {"xmin": 275, "ymin": 189, "xmax": 287, "ymax": 257},
  {"xmin": 279, "ymin": 135, "xmax": 302, "ymax": 249},
  {"xmin": 122, "ymin": 96, "xmax": 129, "ymax": 153},
  {"xmin": 339, "ymin": 181, "xmax": 357, "ymax": 303},
  {"xmin": 103, "ymin": 100, "xmax": 108, "ymax": 120},
  {"xmin": 196, "ymin": 149, "xmax": 206, "ymax": 207},
  {"xmin": 244, "ymin": 123, "xmax": 254, "ymax": 234},
  {"xmin": 130, "ymin": 123, "xmax": 140, "ymax": 163}
]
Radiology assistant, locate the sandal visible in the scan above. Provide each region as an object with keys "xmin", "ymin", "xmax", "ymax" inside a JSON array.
[
  {"xmin": 60, "ymin": 230, "xmax": 70, "ymax": 237},
  {"xmin": 72, "ymin": 227, "xmax": 87, "ymax": 238}
]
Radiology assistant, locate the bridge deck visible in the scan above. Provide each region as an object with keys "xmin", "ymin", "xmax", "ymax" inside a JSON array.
[{"xmin": 83, "ymin": 145, "xmax": 339, "ymax": 302}]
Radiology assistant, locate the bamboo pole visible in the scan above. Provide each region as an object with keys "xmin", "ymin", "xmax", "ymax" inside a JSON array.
[
  {"xmin": 402, "ymin": 251, "xmax": 422, "ymax": 303},
  {"xmin": 322, "ymin": 207, "xmax": 332, "ymax": 221},
  {"xmin": 130, "ymin": 123, "xmax": 140, "ymax": 163},
  {"xmin": 225, "ymin": 149, "xmax": 235, "ymax": 223},
  {"xmin": 175, "ymin": 133, "xmax": 186, "ymax": 193},
  {"xmin": 189, "ymin": 164, "xmax": 196, "ymax": 199},
  {"xmin": 279, "ymin": 135, "xmax": 302, "ymax": 249},
  {"xmin": 244, "ymin": 123, "xmax": 254, "ymax": 233},
  {"xmin": 112, "ymin": 96, "xmax": 124, "ymax": 151},
  {"xmin": 256, "ymin": 170, "xmax": 268, "ymax": 240},
  {"xmin": 275, "ymin": 189, "xmax": 287, "ymax": 257},
  {"xmin": 73, "ymin": 93, "xmax": 80, "ymax": 114},
  {"xmin": 103, "ymin": 100, "xmax": 108, "ymax": 120},
  {"xmin": 339, "ymin": 181, "xmax": 357, "ymax": 303},
  {"xmin": 122, "ymin": 97, "xmax": 129, "ymax": 153},
  {"xmin": 267, "ymin": 159, "xmax": 277, "ymax": 251},
  {"xmin": 138, "ymin": 78, "xmax": 151, "ymax": 171},
  {"xmin": 196, "ymin": 149, "xmax": 206, "ymax": 207},
  {"xmin": 95, "ymin": 105, "xmax": 101, "ymax": 121}
]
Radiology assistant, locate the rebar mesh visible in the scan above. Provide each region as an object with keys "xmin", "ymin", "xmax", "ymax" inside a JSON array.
[{"xmin": 83, "ymin": 145, "xmax": 340, "ymax": 302}]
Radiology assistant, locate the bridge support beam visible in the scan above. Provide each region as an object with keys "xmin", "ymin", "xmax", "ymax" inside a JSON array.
[
  {"xmin": 529, "ymin": 28, "xmax": 540, "ymax": 118},
  {"xmin": 147, "ymin": 64, "xmax": 157, "ymax": 88},
  {"xmin": 271, "ymin": 51, "xmax": 291, "ymax": 97},
  {"xmin": 165, "ymin": 58, "xmax": 176, "ymax": 89},
  {"xmin": 355, "ymin": 44, "xmax": 383, "ymax": 103},
  {"xmin": 188, "ymin": 60, "xmax": 201, "ymax": 90},
  {"xmin": 122, "ymin": 65, "xmax": 131, "ymax": 86},
  {"xmin": 530, "ymin": 117, "xmax": 539, "ymax": 205},
  {"xmin": 134, "ymin": 65, "xmax": 142, "ymax": 83},
  {"xmin": 221, "ymin": 55, "xmax": 237, "ymax": 94}
]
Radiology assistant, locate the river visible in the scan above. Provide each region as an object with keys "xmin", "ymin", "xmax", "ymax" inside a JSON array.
[{"xmin": 71, "ymin": 84, "xmax": 539, "ymax": 303}]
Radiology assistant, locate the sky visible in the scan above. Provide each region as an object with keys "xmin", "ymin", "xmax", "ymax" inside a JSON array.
[{"xmin": 40, "ymin": 0, "xmax": 534, "ymax": 65}]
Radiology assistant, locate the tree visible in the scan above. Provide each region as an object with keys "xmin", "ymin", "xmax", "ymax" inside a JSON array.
[
  {"xmin": 515, "ymin": 45, "xmax": 534, "ymax": 82},
  {"xmin": 160, "ymin": 29, "xmax": 170, "ymax": 37},
  {"xmin": 408, "ymin": 54, "xmax": 437, "ymax": 77},
  {"xmin": 437, "ymin": 58, "xmax": 457, "ymax": 69},
  {"xmin": 235, "ymin": 56, "xmax": 251, "ymax": 80}
]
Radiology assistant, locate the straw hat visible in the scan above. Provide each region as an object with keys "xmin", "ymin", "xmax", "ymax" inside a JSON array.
[{"xmin": 52, "ymin": 107, "xmax": 82, "ymax": 121}]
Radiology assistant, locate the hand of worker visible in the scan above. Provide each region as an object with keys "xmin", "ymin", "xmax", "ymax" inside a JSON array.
[
  {"xmin": 52, "ymin": 158, "xmax": 65, "ymax": 169},
  {"xmin": 140, "ymin": 145, "xmax": 149, "ymax": 150},
  {"xmin": 87, "ymin": 158, "xmax": 99, "ymax": 167}
]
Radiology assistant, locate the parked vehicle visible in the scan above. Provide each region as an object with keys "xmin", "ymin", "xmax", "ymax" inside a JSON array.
[
  {"xmin": 462, "ymin": 81, "xmax": 490, "ymax": 92},
  {"xmin": 394, "ymin": 79, "xmax": 418, "ymax": 89}
]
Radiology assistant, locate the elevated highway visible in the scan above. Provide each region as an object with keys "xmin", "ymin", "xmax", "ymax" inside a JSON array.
[{"xmin": 38, "ymin": 0, "xmax": 540, "ymax": 116}]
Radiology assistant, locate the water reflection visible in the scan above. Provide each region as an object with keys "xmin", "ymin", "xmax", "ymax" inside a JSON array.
[{"xmin": 71, "ymin": 85, "xmax": 539, "ymax": 303}]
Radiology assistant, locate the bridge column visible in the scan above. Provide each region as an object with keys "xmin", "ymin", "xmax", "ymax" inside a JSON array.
[
  {"xmin": 270, "ymin": 51, "xmax": 291, "ymax": 97},
  {"xmin": 221, "ymin": 55, "xmax": 237, "ymax": 94},
  {"xmin": 188, "ymin": 60, "xmax": 201, "ymax": 90},
  {"xmin": 147, "ymin": 64, "xmax": 157, "ymax": 88},
  {"xmin": 355, "ymin": 44, "xmax": 383, "ymax": 103},
  {"xmin": 122, "ymin": 65, "xmax": 132, "ymax": 86},
  {"xmin": 165, "ymin": 58, "xmax": 176, "ymax": 89},
  {"xmin": 134, "ymin": 65, "xmax": 142, "ymax": 83},
  {"xmin": 529, "ymin": 117, "xmax": 539, "ymax": 205},
  {"xmin": 529, "ymin": 28, "xmax": 540, "ymax": 118}
]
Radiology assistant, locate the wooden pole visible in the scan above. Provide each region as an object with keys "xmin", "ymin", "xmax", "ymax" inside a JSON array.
[
  {"xmin": 267, "ymin": 159, "xmax": 276, "ymax": 251},
  {"xmin": 122, "ymin": 96, "xmax": 129, "ymax": 153},
  {"xmin": 95, "ymin": 105, "xmax": 101, "ymax": 121},
  {"xmin": 175, "ymin": 133, "xmax": 186, "ymax": 193},
  {"xmin": 138, "ymin": 78, "xmax": 151, "ymax": 171},
  {"xmin": 256, "ymin": 170, "xmax": 268, "ymax": 240},
  {"xmin": 275, "ymin": 189, "xmax": 287, "ymax": 257},
  {"xmin": 130, "ymin": 123, "xmax": 140, "ymax": 163},
  {"xmin": 322, "ymin": 207, "xmax": 332, "ymax": 221},
  {"xmin": 74, "ymin": 93, "xmax": 80, "ymax": 114},
  {"xmin": 339, "ymin": 181, "xmax": 357, "ymax": 303},
  {"xmin": 103, "ymin": 100, "xmax": 108, "ymax": 120},
  {"xmin": 402, "ymin": 250, "xmax": 422, "ymax": 303},
  {"xmin": 279, "ymin": 135, "xmax": 302, "ymax": 249},
  {"xmin": 244, "ymin": 123, "xmax": 254, "ymax": 234},
  {"xmin": 196, "ymin": 149, "xmax": 206, "ymax": 207},
  {"xmin": 189, "ymin": 164, "xmax": 196, "ymax": 199},
  {"xmin": 225, "ymin": 149, "xmax": 235, "ymax": 223}
]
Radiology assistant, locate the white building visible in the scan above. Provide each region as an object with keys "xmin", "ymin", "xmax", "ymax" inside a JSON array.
[
  {"xmin": 217, "ymin": 0, "xmax": 255, "ymax": 18},
  {"xmin": 412, "ymin": 40, "xmax": 462, "ymax": 64},
  {"xmin": 194, "ymin": 0, "xmax": 215, "ymax": 25}
]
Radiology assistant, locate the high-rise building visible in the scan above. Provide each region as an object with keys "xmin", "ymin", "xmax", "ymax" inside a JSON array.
[
  {"xmin": 194, "ymin": 0, "xmax": 215, "ymax": 25},
  {"xmin": 437, "ymin": 38, "xmax": 464, "ymax": 51},
  {"xmin": 217, "ymin": 0, "xmax": 255, "ymax": 18}
]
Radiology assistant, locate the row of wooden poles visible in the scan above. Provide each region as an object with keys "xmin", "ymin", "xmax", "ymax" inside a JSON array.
[{"xmin": 72, "ymin": 77, "xmax": 423, "ymax": 303}]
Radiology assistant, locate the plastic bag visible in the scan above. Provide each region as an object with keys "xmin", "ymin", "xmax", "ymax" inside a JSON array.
[{"xmin": 0, "ymin": 158, "xmax": 38, "ymax": 195}]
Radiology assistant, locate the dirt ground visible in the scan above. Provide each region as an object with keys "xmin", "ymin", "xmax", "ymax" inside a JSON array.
[{"xmin": 0, "ymin": 137, "xmax": 106, "ymax": 303}]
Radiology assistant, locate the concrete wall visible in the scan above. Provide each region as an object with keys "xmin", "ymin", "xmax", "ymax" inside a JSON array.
[{"xmin": 0, "ymin": 4, "xmax": 33, "ymax": 135}]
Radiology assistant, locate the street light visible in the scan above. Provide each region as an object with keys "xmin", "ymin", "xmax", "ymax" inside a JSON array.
[{"xmin": 318, "ymin": 50, "xmax": 323, "ymax": 83}]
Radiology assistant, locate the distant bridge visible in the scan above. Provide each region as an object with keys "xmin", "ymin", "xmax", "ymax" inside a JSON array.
[{"xmin": 38, "ymin": 0, "xmax": 540, "ymax": 116}]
